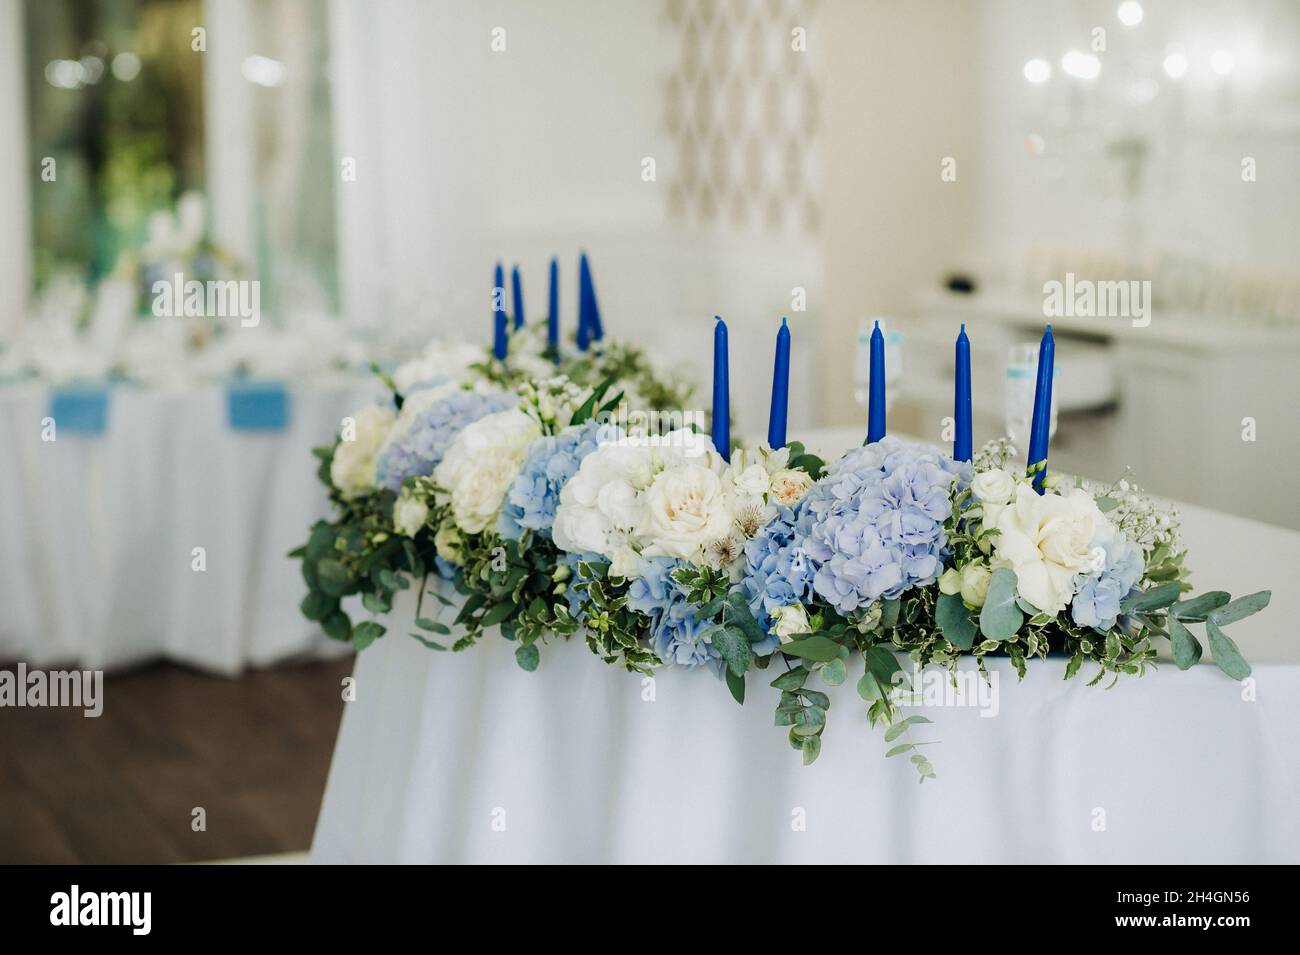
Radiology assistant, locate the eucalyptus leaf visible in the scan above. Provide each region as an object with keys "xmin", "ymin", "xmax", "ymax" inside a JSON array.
[
  {"xmin": 979, "ymin": 568, "xmax": 1024, "ymax": 641},
  {"xmin": 1168, "ymin": 616, "xmax": 1202, "ymax": 670},
  {"xmin": 780, "ymin": 634, "xmax": 843, "ymax": 662},
  {"xmin": 515, "ymin": 643, "xmax": 540, "ymax": 672},
  {"xmin": 1206, "ymin": 620, "xmax": 1251, "ymax": 680},
  {"xmin": 818, "ymin": 657, "xmax": 848, "ymax": 686},
  {"xmin": 935, "ymin": 592, "xmax": 978, "ymax": 650},
  {"xmin": 712, "ymin": 625, "xmax": 754, "ymax": 677},
  {"xmin": 1207, "ymin": 591, "xmax": 1271, "ymax": 627},
  {"xmin": 862, "ymin": 645, "xmax": 902, "ymax": 688},
  {"xmin": 1171, "ymin": 591, "xmax": 1230, "ymax": 622},
  {"xmin": 351, "ymin": 620, "xmax": 385, "ymax": 651},
  {"xmin": 770, "ymin": 667, "xmax": 808, "ymax": 691},
  {"xmin": 1120, "ymin": 581, "xmax": 1183, "ymax": 613}
]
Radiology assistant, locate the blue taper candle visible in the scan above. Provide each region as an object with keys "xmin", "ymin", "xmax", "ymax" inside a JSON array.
[
  {"xmin": 511, "ymin": 265, "xmax": 525, "ymax": 329},
  {"xmin": 954, "ymin": 323, "xmax": 972, "ymax": 462},
  {"xmin": 767, "ymin": 317, "xmax": 790, "ymax": 449},
  {"xmin": 866, "ymin": 320, "xmax": 886, "ymax": 443},
  {"xmin": 493, "ymin": 262, "xmax": 508, "ymax": 361},
  {"xmin": 712, "ymin": 315, "xmax": 730, "ymax": 461},
  {"xmin": 547, "ymin": 257, "xmax": 559, "ymax": 357},
  {"xmin": 579, "ymin": 252, "xmax": 604, "ymax": 342},
  {"xmin": 1025, "ymin": 324, "xmax": 1055, "ymax": 492}
]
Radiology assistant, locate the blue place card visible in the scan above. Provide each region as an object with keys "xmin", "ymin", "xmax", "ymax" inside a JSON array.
[
  {"xmin": 49, "ymin": 385, "xmax": 110, "ymax": 436},
  {"xmin": 227, "ymin": 380, "xmax": 290, "ymax": 432}
]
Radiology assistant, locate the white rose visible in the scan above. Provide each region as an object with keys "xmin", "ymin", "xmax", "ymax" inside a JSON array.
[
  {"xmin": 990, "ymin": 485, "xmax": 1107, "ymax": 613},
  {"xmin": 972, "ymin": 468, "xmax": 1016, "ymax": 506},
  {"xmin": 731, "ymin": 462, "xmax": 772, "ymax": 497},
  {"xmin": 959, "ymin": 563, "xmax": 992, "ymax": 608},
  {"xmin": 641, "ymin": 463, "xmax": 736, "ymax": 562},
  {"xmin": 771, "ymin": 603, "xmax": 811, "ymax": 643},
  {"xmin": 435, "ymin": 408, "xmax": 540, "ymax": 535},
  {"xmin": 769, "ymin": 468, "xmax": 814, "ymax": 507},
  {"xmin": 330, "ymin": 404, "xmax": 396, "ymax": 498},
  {"xmin": 393, "ymin": 490, "xmax": 429, "ymax": 537},
  {"xmin": 938, "ymin": 567, "xmax": 962, "ymax": 595}
]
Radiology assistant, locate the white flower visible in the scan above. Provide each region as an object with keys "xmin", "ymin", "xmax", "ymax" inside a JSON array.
[
  {"xmin": 769, "ymin": 468, "xmax": 814, "ymax": 507},
  {"xmin": 730, "ymin": 462, "xmax": 772, "ymax": 497},
  {"xmin": 971, "ymin": 467, "xmax": 1017, "ymax": 526},
  {"xmin": 553, "ymin": 428, "xmax": 734, "ymax": 571},
  {"xmin": 771, "ymin": 603, "xmax": 811, "ymax": 643},
  {"xmin": 989, "ymin": 484, "xmax": 1108, "ymax": 614},
  {"xmin": 642, "ymin": 462, "xmax": 736, "ymax": 563},
  {"xmin": 330, "ymin": 404, "xmax": 396, "ymax": 499},
  {"xmin": 938, "ymin": 567, "xmax": 962, "ymax": 595},
  {"xmin": 434, "ymin": 408, "xmax": 541, "ymax": 534},
  {"xmin": 959, "ymin": 562, "xmax": 992, "ymax": 608},
  {"xmin": 393, "ymin": 340, "xmax": 485, "ymax": 393},
  {"xmin": 434, "ymin": 521, "xmax": 464, "ymax": 566},
  {"xmin": 393, "ymin": 489, "xmax": 429, "ymax": 537}
]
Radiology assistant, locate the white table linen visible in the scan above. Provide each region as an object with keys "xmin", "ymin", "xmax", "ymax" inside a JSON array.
[
  {"xmin": 311, "ymin": 430, "xmax": 1300, "ymax": 864},
  {"xmin": 0, "ymin": 378, "xmax": 380, "ymax": 673}
]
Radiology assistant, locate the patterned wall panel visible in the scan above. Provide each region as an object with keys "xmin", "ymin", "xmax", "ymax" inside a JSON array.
[{"xmin": 662, "ymin": 0, "xmax": 822, "ymax": 235}]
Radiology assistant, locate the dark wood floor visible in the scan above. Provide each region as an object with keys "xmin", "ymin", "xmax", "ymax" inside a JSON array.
[{"xmin": 0, "ymin": 656, "xmax": 354, "ymax": 863}]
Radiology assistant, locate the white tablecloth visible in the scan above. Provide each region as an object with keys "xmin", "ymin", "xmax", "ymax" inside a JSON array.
[
  {"xmin": 0, "ymin": 378, "xmax": 379, "ymax": 673},
  {"xmin": 311, "ymin": 430, "xmax": 1300, "ymax": 864}
]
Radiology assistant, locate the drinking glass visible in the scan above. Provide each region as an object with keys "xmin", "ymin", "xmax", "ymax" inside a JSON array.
[{"xmin": 1004, "ymin": 342, "xmax": 1058, "ymax": 452}]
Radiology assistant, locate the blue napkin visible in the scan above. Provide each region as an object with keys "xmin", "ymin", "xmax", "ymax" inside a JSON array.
[
  {"xmin": 227, "ymin": 380, "xmax": 290, "ymax": 431},
  {"xmin": 49, "ymin": 385, "xmax": 110, "ymax": 436}
]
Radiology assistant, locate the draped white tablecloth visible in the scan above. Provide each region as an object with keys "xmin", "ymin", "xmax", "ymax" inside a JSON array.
[
  {"xmin": 0, "ymin": 378, "xmax": 379, "ymax": 673},
  {"xmin": 311, "ymin": 430, "xmax": 1300, "ymax": 864}
]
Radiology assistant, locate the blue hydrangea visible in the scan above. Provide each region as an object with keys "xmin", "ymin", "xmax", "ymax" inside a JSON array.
[
  {"xmin": 374, "ymin": 390, "xmax": 515, "ymax": 492},
  {"xmin": 1071, "ymin": 531, "xmax": 1144, "ymax": 631},
  {"xmin": 740, "ymin": 504, "xmax": 815, "ymax": 643},
  {"xmin": 797, "ymin": 438, "xmax": 967, "ymax": 615},
  {"xmin": 627, "ymin": 557, "xmax": 727, "ymax": 677},
  {"xmin": 498, "ymin": 422, "xmax": 614, "ymax": 540}
]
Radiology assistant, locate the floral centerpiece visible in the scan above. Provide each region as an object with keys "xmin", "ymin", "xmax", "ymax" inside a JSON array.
[{"xmin": 294, "ymin": 332, "xmax": 1270, "ymax": 781}]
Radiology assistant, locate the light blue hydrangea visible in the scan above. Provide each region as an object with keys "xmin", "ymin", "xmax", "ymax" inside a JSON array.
[
  {"xmin": 797, "ymin": 438, "xmax": 967, "ymax": 615},
  {"xmin": 374, "ymin": 390, "xmax": 515, "ymax": 492},
  {"xmin": 740, "ymin": 504, "xmax": 814, "ymax": 644},
  {"xmin": 1071, "ymin": 531, "xmax": 1144, "ymax": 631},
  {"xmin": 627, "ymin": 557, "xmax": 727, "ymax": 677},
  {"xmin": 498, "ymin": 422, "xmax": 614, "ymax": 540}
]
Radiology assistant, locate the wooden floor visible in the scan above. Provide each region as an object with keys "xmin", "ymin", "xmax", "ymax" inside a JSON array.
[{"xmin": 0, "ymin": 656, "xmax": 354, "ymax": 864}]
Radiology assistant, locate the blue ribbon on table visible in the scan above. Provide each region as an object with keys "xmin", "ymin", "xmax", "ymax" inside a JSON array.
[
  {"xmin": 48, "ymin": 385, "xmax": 111, "ymax": 436},
  {"xmin": 227, "ymin": 380, "xmax": 290, "ymax": 431}
]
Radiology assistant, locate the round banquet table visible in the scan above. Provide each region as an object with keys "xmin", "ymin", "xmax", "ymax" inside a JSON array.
[
  {"xmin": 0, "ymin": 377, "xmax": 380, "ymax": 674},
  {"xmin": 310, "ymin": 429, "xmax": 1300, "ymax": 864}
]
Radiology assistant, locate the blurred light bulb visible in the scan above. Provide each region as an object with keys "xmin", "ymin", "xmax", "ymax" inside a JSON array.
[
  {"xmin": 1162, "ymin": 50, "xmax": 1188, "ymax": 79},
  {"xmin": 1210, "ymin": 50, "xmax": 1236, "ymax": 76},
  {"xmin": 111, "ymin": 52, "xmax": 141, "ymax": 81},
  {"xmin": 241, "ymin": 54, "xmax": 287, "ymax": 87},
  {"xmin": 1023, "ymin": 58, "xmax": 1051, "ymax": 84},
  {"xmin": 1117, "ymin": 2, "xmax": 1143, "ymax": 27},
  {"xmin": 1061, "ymin": 50, "xmax": 1102, "ymax": 80}
]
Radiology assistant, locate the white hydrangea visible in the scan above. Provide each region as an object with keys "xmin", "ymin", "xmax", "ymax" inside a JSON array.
[
  {"xmin": 330, "ymin": 404, "xmax": 396, "ymax": 499},
  {"xmin": 434, "ymin": 408, "xmax": 541, "ymax": 535}
]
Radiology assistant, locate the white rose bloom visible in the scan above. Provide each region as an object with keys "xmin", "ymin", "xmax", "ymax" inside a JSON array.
[
  {"xmin": 552, "ymin": 437, "xmax": 651, "ymax": 562},
  {"xmin": 330, "ymin": 404, "xmax": 396, "ymax": 499},
  {"xmin": 433, "ymin": 521, "xmax": 464, "ymax": 566},
  {"xmin": 641, "ymin": 462, "xmax": 736, "ymax": 563},
  {"xmin": 393, "ymin": 489, "xmax": 430, "ymax": 537},
  {"xmin": 769, "ymin": 468, "xmax": 814, "ymax": 507},
  {"xmin": 971, "ymin": 467, "xmax": 1017, "ymax": 528},
  {"xmin": 959, "ymin": 562, "xmax": 992, "ymax": 608},
  {"xmin": 730, "ymin": 462, "xmax": 772, "ymax": 497},
  {"xmin": 434, "ymin": 408, "xmax": 541, "ymax": 535},
  {"xmin": 990, "ymin": 485, "xmax": 1108, "ymax": 614},
  {"xmin": 771, "ymin": 603, "xmax": 811, "ymax": 643}
]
